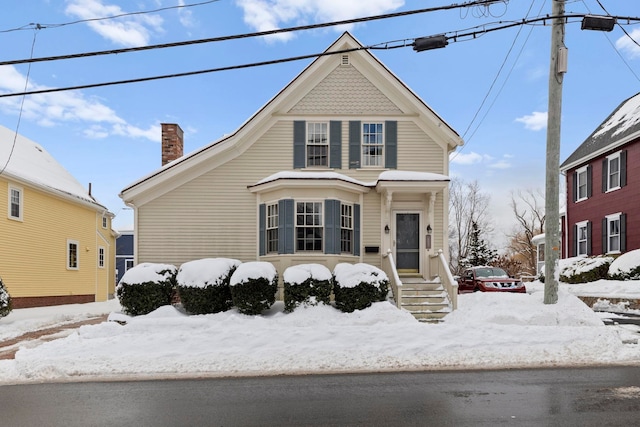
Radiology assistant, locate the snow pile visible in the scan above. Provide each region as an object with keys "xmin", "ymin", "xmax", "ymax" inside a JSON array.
[
  {"xmin": 177, "ymin": 258, "xmax": 240, "ymax": 288},
  {"xmin": 283, "ymin": 264, "xmax": 332, "ymax": 285},
  {"xmin": 333, "ymin": 263, "xmax": 388, "ymax": 288},
  {"xmin": 609, "ymin": 249, "xmax": 640, "ymax": 280},
  {"xmin": 118, "ymin": 263, "xmax": 177, "ymax": 286}
]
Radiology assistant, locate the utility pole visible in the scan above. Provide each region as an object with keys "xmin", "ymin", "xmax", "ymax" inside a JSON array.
[{"xmin": 544, "ymin": 0, "xmax": 565, "ymax": 304}]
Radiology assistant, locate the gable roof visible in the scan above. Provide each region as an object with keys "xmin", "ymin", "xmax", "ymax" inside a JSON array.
[
  {"xmin": 0, "ymin": 125, "xmax": 108, "ymax": 211},
  {"xmin": 120, "ymin": 32, "xmax": 463, "ymax": 204},
  {"xmin": 561, "ymin": 92, "xmax": 640, "ymax": 171}
]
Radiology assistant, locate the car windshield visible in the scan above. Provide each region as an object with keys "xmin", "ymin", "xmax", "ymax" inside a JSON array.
[{"xmin": 474, "ymin": 267, "xmax": 508, "ymax": 278}]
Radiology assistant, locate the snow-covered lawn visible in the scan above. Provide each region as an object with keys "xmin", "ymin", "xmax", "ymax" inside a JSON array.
[{"xmin": 0, "ymin": 280, "xmax": 639, "ymax": 384}]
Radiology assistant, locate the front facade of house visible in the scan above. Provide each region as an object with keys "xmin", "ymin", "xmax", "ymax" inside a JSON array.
[
  {"xmin": 120, "ymin": 33, "xmax": 463, "ymax": 288},
  {"xmin": 0, "ymin": 126, "xmax": 116, "ymax": 308},
  {"xmin": 560, "ymin": 92, "xmax": 640, "ymax": 258}
]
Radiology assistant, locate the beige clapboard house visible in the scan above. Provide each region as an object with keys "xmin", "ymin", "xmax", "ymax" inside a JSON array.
[{"xmin": 120, "ymin": 32, "xmax": 464, "ymax": 319}]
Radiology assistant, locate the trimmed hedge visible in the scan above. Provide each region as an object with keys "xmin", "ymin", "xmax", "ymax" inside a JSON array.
[
  {"xmin": 559, "ymin": 256, "xmax": 613, "ymax": 284},
  {"xmin": 333, "ymin": 263, "xmax": 389, "ymax": 313},
  {"xmin": 283, "ymin": 264, "xmax": 332, "ymax": 312},
  {"xmin": 176, "ymin": 258, "xmax": 241, "ymax": 315},
  {"xmin": 116, "ymin": 263, "xmax": 177, "ymax": 316},
  {"xmin": 0, "ymin": 277, "xmax": 12, "ymax": 319},
  {"xmin": 230, "ymin": 262, "xmax": 278, "ymax": 315}
]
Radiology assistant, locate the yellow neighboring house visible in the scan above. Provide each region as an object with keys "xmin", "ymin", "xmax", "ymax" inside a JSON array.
[{"xmin": 0, "ymin": 125, "xmax": 116, "ymax": 308}]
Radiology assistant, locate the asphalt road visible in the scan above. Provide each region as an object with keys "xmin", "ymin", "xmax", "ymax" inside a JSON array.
[{"xmin": 1, "ymin": 366, "xmax": 639, "ymax": 426}]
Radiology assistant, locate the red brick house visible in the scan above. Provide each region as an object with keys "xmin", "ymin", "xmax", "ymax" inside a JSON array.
[{"xmin": 560, "ymin": 92, "xmax": 640, "ymax": 258}]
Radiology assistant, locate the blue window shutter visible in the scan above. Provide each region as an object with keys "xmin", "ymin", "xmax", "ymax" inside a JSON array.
[
  {"xmin": 324, "ymin": 200, "xmax": 340, "ymax": 254},
  {"xmin": 385, "ymin": 120, "xmax": 397, "ymax": 169},
  {"xmin": 620, "ymin": 150, "xmax": 627, "ymax": 187},
  {"xmin": 349, "ymin": 121, "xmax": 361, "ymax": 169},
  {"xmin": 602, "ymin": 159, "xmax": 608, "ymax": 193},
  {"xmin": 330, "ymin": 121, "xmax": 342, "ymax": 169},
  {"xmin": 259, "ymin": 204, "xmax": 266, "ymax": 256},
  {"xmin": 278, "ymin": 200, "xmax": 294, "ymax": 254},
  {"xmin": 353, "ymin": 204, "xmax": 361, "ymax": 256},
  {"xmin": 293, "ymin": 121, "xmax": 306, "ymax": 169}
]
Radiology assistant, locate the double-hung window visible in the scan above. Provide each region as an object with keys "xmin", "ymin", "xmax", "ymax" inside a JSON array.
[
  {"xmin": 362, "ymin": 123, "xmax": 383, "ymax": 166},
  {"xmin": 576, "ymin": 221, "xmax": 588, "ymax": 256},
  {"xmin": 67, "ymin": 239, "xmax": 79, "ymax": 270},
  {"xmin": 340, "ymin": 204, "xmax": 353, "ymax": 253},
  {"xmin": 98, "ymin": 247, "xmax": 105, "ymax": 268},
  {"xmin": 296, "ymin": 202, "xmax": 322, "ymax": 251},
  {"xmin": 8, "ymin": 185, "xmax": 22, "ymax": 220},
  {"xmin": 306, "ymin": 122, "xmax": 328, "ymax": 167},
  {"xmin": 576, "ymin": 166, "xmax": 588, "ymax": 201},
  {"xmin": 605, "ymin": 214, "xmax": 621, "ymax": 253},
  {"xmin": 606, "ymin": 153, "xmax": 620, "ymax": 191},
  {"xmin": 266, "ymin": 203, "xmax": 279, "ymax": 253}
]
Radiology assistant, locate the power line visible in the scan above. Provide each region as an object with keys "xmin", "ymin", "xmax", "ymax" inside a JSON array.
[{"xmin": 0, "ymin": 0, "xmax": 511, "ymax": 67}]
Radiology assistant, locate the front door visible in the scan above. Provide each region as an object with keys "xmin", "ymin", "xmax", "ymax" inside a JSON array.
[{"xmin": 395, "ymin": 213, "xmax": 420, "ymax": 274}]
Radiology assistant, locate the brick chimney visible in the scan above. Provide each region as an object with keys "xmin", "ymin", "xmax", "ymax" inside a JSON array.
[{"xmin": 161, "ymin": 123, "xmax": 184, "ymax": 166}]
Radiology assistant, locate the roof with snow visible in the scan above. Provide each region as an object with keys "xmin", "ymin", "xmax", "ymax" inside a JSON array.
[
  {"xmin": 561, "ymin": 92, "xmax": 640, "ymax": 170},
  {"xmin": 0, "ymin": 125, "xmax": 107, "ymax": 210}
]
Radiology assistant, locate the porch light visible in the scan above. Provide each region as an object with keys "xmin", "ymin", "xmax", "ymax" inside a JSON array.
[
  {"xmin": 426, "ymin": 224, "xmax": 432, "ymax": 234},
  {"xmin": 384, "ymin": 224, "xmax": 390, "ymax": 234}
]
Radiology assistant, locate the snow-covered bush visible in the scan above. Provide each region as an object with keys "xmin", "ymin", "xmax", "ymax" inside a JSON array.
[
  {"xmin": 176, "ymin": 258, "xmax": 241, "ymax": 314},
  {"xmin": 0, "ymin": 277, "xmax": 12, "ymax": 319},
  {"xmin": 116, "ymin": 263, "xmax": 177, "ymax": 316},
  {"xmin": 333, "ymin": 263, "xmax": 389, "ymax": 313},
  {"xmin": 230, "ymin": 262, "xmax": 278, "ymax": 315},
  {"xmin": 608, "ymin": 249, "xmax": 640, "ymax": 280},
  {"xmin": 283, "ymin": 264, "xmax": 332, "ymax": 312},
  {"xmin": 559, "ymin": 256, "xmax": 613, "ymax": 284}
]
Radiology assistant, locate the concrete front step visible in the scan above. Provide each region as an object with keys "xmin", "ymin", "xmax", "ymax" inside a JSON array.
[{"xmin": 395, "ymin": 279, "xmax": 453, "ymax": 322}]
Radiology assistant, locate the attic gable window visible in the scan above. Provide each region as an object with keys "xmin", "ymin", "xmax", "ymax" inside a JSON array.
[
  {"xmin": 307, "ymin": 122, "xmax": 329, "ymax": 167},
  {"xmin": 362, "ymin": 123, "xmax": 384, "ymax": 167},
  {"xmin": 341, "ymin": 54, "xmax": 350, "ymax": 65},
  {"xmin": 8, "ymin": 185, "xmax": 23, "ymax": 221}
]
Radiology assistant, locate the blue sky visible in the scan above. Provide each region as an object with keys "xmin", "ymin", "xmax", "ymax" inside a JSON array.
[{"xmin": 1, "ymin": 0, "xmax": 639, "ymax": 246}]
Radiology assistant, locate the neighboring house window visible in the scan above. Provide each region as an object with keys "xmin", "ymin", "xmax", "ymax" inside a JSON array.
[
  {"xmin": 266, "ymin": 203, "xmax": 279, "ymax": 253},
  {"xmin": 362, "ymin": 123, "xmax": 384, "ymax": 167},
  {"xmin": 102, "ymin": 215, "xmax": 108, "ymax": 229},
  {"xmin": 67, "ymin": 240, "xmax": 79, "ymax": 270},
  {"xmin": 340, "ymin": 203, "xmax": 353, "ymax": 253},
  {"xmin": 306, "ymin": 122, "xmax": 328, "ymax": 167},
  {"xmin": 125, "ymin": 259, "xmax": 134, "ymax": 271},
  {"xmin": 575, "ymin": 166, "xmax": 588, "ymax": 201},
  {"xmin": 8, "ymin": 185, "xmax": 22, "ymax": 220},
  {"xmin": 296, "ymin": 202, "xmax": 322, "ymax": 251},
  {"xmin": 98, "ymin": 247, "xmax": 105, "ymax": 268},
  {"xmin": 576, "ymin": 221, "xmax": 589, "ymax": 256},
  {"xmin": 605, "ymin": 152, "xmax": 620, "ymax": 191},
  {"xmin": 605, "ymin": 214, "xmax": 621, "ymax": 253}
]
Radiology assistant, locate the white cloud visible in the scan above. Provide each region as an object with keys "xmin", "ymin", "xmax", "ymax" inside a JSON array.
[
  {"xmin": 616, "ymin": 28, "xmax": 640, "ymax": 59},
  {"xmin": 0, "ymin": 65, "xmax": 157, "ymax": 141},
  {"xmin": 449, "ymin": 151, "xmax": 490, "ymax": 165},
  {"xmin": 489, "ymin": 159, "xmax": 511, "ymax": 169},
  {"xmin": 515, "ymin": 111, "xmax": 547, "ymax": 131},
  {"xmin": 235, "ymin": 0, "xmax": 404, "ymax": 42},
  {"xmin": 177, "ymin": 0, "xmax": 197, "ymax": 28},
  {"xmin": 65, "ymin": 0, "xmax": 164, "ymax": 47}
]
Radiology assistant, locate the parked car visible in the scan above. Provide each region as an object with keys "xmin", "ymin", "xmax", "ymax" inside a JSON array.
[{"xmin": 457, "ymin": 266, "xmax": 526, "ymax": 294}]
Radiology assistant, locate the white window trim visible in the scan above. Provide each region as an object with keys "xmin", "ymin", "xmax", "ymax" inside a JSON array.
[
  {"xmin": 361, "ymin": 122, "xmax": 385, "ymax": 168},
  {"xmin": 306, "ymin": 122, "xmax": 329, "ymax": 168},
  {"xmin": 576, "ymin": 220, "xmax": 589, "ymax": 257},
  {"xmin": 605, "ymin": 213, "xmax": 622, "ymax": 254},
  {"xmin": 340, "ymin": 203, "xmax": 354, "ymax": 253},
  {"xmin": 98, "ymin": 246, "xmax": 105, "ymax": 268},
  {"xmin": 67, "ymin": 239, "xmax": 79, "ymax": 270},
  {"xmin": 266, "ymin": 202, "xmax": 279, "ymax": 254},
  {"xmin": 8, "ymin": 184, "xmax": 23, "ymax": 221},
  {"xmin": 295, "ymin": 200, "xmax": 324, "ymax": 253},
  {"xmin": 575, "ymin": 166, "xmax": 588, "ymax": 202},
  {"xmin": 125, "ymin": 259, "xmax": 134, "ymax": 270},
  {"xmin": 605, "ymin": 152, "xmax": 621, "ymax": 193}
]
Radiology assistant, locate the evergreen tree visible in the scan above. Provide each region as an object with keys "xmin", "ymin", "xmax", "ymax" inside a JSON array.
[{"xmin": 466, "ymin": 221, "xmax": 497, "ymax": 267}]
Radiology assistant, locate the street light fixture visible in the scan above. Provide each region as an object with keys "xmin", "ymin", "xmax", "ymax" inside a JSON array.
[{"xmin": 581, "ymin": 15, "xmax": 616, "ymax": 32}]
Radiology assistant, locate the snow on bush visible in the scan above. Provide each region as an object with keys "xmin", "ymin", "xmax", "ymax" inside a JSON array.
[
  {"xmin": 608, "ymin": 249, "xmax": 640, "ymax": 281},
  {"xmin": 283, "ymin": 264, "xmax": 332, "ymax": 312},
  {"xmin": 116, "ymin": 263, "xmax": 177, "ymax": 316},
  {"xmin": 559, "ymin": 256, "xmax": 613, "ymax": 284},
  {"xmin": 333, "ymin": 263, "xmax": 389, "ymax": 312},
  {"xmin": 0, "ymin": 276, "xmax": 12, "ymax": 319},
  {"xmin": 176, "ymin": 258, "xmax": 241, "ymax": 315},
  {"xmin": 230, "ymin": 261, "xmax": 278, "ymax": 315}
]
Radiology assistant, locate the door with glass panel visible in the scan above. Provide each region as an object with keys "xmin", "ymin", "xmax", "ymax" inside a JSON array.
[{"xmin": 395, "ymin": 213, "xmax": 420, "ymax": 274}]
